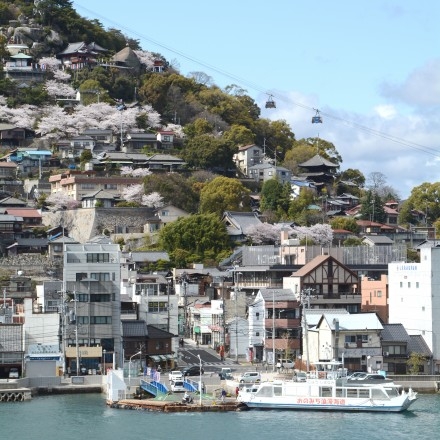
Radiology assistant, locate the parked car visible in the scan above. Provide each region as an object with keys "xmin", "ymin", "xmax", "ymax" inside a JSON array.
[
  {"xmin": 182, "ymin": 365, "xmax": 204, "ymax": 377},
  {"xmin": 8, "ymin": 368, "xmax": 19, "ymax": 379},
  {"xmin": 295, "ymin": 372, "xmax": 307, "ymax": 382},
  {"xmin": 168, "ymin": 370, "xmax": 183, "ymax": 381},
  {"xmin": 170, "ymin": 380, "xmax": 186, "ymax": 393},
  {"xmin": 238, "ymin": 372, "xmax": 261, "ymax": 384},
  {"xmin": 219, "ymin": 367, "xmax": 233, "ymax": 380}
]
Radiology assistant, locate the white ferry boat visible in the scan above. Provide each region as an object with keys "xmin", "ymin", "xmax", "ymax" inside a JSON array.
[{"xmin": 238, "ymin": 362, "xmax": 417, "ymax": 412}]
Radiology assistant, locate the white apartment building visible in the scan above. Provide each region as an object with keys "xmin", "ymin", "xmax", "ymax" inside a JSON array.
[
  {"xmin": 388, "ymin": 248, "xmax": 440, "ymax": 372},
  {"xmin": 63, "ymin": 243, "xmax": 122, "ymax": 373}
]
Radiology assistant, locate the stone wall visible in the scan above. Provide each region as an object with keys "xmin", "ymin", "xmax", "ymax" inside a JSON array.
[{"xmin": 42, "ymin": 207, "xmax": 154, "ymax": 243}]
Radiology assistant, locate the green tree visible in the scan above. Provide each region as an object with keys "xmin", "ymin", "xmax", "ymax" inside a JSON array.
[
  {"xmin": 143, "ymin": 173, "xmax": 199, "ymax": 213},
  {"xmin": 407, "ymin": 352, "xmax": 425, "ymax": 375},
  {"xmin": 343, "ymin": 237, "xmax": 363, "ymax": 246},
  {"xmin": 254, "ymin": 118, "xmax": 296, "ymax": 161},
  {"xmin": 360, "ymin": 190, "xmax": 386, "ymax": 223},
  {"xmin": 199, "ymin": 176, "xmax": 250, "ymax": 216},
  {"xmin": 287, "ymin": 189, "xmax": 315, "ymax": 222},
  {"xmin": 399, "ymin": 182, "xmax": 440, "ymax": 225},
  {"xmin": 78, "ymin": 79, "xmax": 107, "ymax": 105},
  {"xmin": 182, "ymin": 135, "xmax": 235, "ymax": 172},
  {"xmin": 260, "ymin": 179, "xmax": 283, "ymax": 214},
  {"xmin": 80, "ymin": 149, "xmax": 93, "ymax": 166},
  {"xmin": 283, "ymin": 142, "xmax": 316, "ymax": 174},
  {"xmin": 158, "ymin": 213, "xmax": 231, "ymax": 266},
  {"xmin": 330, "ymin": 217, "xmax": 360, "ymax": 234},
  {"xmin": 223, "ymin": 124, "xmax": 256, "ymax": 146},
  {"xmin": 336, "ymin": 168, "xmax": 365, "ymax": 196}
]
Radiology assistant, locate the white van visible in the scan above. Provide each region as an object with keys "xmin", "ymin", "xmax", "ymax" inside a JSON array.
[
  {"xmin": 170, "ymin": 380, "xmax": 186, "ymax": 392},
  {"xmin": 239, "ymin": 372, "xmax": 261, "ymax": 384}
]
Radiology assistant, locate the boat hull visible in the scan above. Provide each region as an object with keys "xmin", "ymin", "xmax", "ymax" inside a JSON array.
[
  {"xmin": 242, "ymin": 399, "xmax": 413, "ymax": 412},
  {"xmin": 238, "ymin": 380, "xmax": 417, "ymax": 413}
]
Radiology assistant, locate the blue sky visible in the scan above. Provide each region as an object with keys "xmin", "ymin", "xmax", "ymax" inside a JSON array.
[{"xmin": 73, "ymin": 1, "xmax": 440, "ymax": 199}]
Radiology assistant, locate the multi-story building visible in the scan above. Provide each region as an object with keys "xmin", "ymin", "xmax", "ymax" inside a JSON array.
[
  {"xmin": 388, "ymin": 248, "xmax": 440, "ymax": 373},
  {"xmin": 49, "ymin": 170, "xmax": 142, "ymax": 201},
  {"xmin": 63, "ymin": 243, "xmax": 121, "ymax": 374},
  {"xmin": 248, "ymin": 288, "xmax": 300, "ymax": 365}
]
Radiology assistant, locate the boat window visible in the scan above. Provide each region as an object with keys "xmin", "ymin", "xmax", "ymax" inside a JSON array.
[
  {"xmin": 336, "ymin": 388, "xmax": 346, "ymax": 398},
  {"xmin": 358, "ymin": 389, "xmax": 370, "ymax": 399},
  {"xmin": 320, "ymin": 387, "xmax": 332, "ymax": 398},
  {"xmin": 346, "ymin": 389, "xmax": 359, "ymax": 398},
  {"xmin": 274, "ymin": 386, "xmax": 282, "ymax": 396},
  {"xmin": 385, "ymin": 387, "xmax": 399, "ymax": 397},
  {"xmin": 372, "ymin": 388, "xmax": 389, "ymax": 400},
  {"xmin": 256, "ymin": 385, "xmax": 273, "ymax": 397}
]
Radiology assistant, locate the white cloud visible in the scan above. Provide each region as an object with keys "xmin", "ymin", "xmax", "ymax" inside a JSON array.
[
  {"xmin": 261, "ymin": 85, "xmax": 440, "ymax": 200},
  {"xmin": 380, "ymin": 58, "xmax": 440, "ymax": 107},
  {"xmin": 374, "ymin": 105, "xmax": 397, "ymax": 119}
]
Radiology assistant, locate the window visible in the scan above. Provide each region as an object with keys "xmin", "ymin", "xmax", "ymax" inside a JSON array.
[
  {"xmin": 400, "ymin": 282, "xmax": 403, "ymax": 288},
  {"xmin": 90, "ymin": 316, "xmax": 112, "ymax": 324},
  {"xmin": 256, "ymin": 332, "xmax": 260, "ymax": 336},
  {"xmin": 377, "ymin": 290, "xmax": 382, "ymax": 297},
  {"xmin": 90, "ymin": 294, "xmax": 111, "ymax": 302},
  {"xmin": 104, "ymin": 184, "xmax": 117, "ymax": 190},
  {"xmin": 416, "ymin": 282, "xmax": 419, "ymax": 288},
  {"xmin": 148, "ymin": 301, "xmax": 168, "ymax": 312},
  {"xmin": 77, "ymin": 316, "xmax": 89, "ymax": 324},
  {"xmin": 81, "ymin": 183, "xmax": 95, "ymax": 189},
  {"xmin": 87, "ymin": 253, "xmax": 110, "ymax": 263},
  {"xmin": 76, "ymin": 273, "xmax": 87, "ymax": 282},
  {"xmin": 408, "ymin": 282, "xmax": 411, "ymax": 288},
  {"xmin": 256, "ymin": 312, "xmax": 260, "ymax": 320},
  {"xmin": 90, "ymin": 273, "xmax": 110, "ymax": 281}
]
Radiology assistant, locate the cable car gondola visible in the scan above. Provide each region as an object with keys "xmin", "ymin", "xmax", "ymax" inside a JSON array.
[
  {"xmin": 265, "ymin": 94, "xmax": 276, "ymax": 109},
  {"xmin": 312, "ymin": 109, "xmax": 322, "ymax": 123}
]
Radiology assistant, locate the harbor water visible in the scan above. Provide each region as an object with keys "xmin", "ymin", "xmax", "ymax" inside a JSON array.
[{"xmin": 1, "ymin": 393, "xmax": 439, "ymax": 440}]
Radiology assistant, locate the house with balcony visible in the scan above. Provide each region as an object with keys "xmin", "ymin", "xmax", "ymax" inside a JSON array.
[
  {"xmin": 311, "ymin": 312, "xmax": 383, "ymax": 373},
  {"xmin": 57, "ymin": 135, "xmax": 95, "ymax": 159},
  {"xmin": 56, "ymin": 41, "xmax": 108, "ymax": 70},
  {"xmin": 233, "ymin": 144, "xmax": 264, "ymax": 176},
  {"xmin": 0, "ymin": 125, "xmax": 35, "ymax": 148},
  {"xmin": 4, "ymin": 52, "xmax": 44, "ymax": 83},
  {"xmin": 284, "ymin": 254, "xmax": 361, "ymax": 313},
  {"xmin": 124, "ymin": 132, "xmax": 158, "ymax": 153},
  {"xmin": 248, "ymin": 288, "xmax": 300, "ymax": 365}
]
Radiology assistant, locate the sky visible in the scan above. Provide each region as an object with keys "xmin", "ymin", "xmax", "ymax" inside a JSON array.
[{"xmin": 72, "ymin": 0, "xmax": 440, "ymax": 199}]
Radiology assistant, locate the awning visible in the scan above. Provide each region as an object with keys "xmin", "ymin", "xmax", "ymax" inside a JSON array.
[{"xmin": 149, "ymin": 355, "xmax": 161, "ymax": 361}]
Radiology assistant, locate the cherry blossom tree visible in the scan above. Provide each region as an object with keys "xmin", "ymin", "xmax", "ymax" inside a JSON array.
[
  {"xmin": 142, "ymin": 192, "xmax": 164, "ymax": 208},
  {"xmin": 46, "ymin": 192, "xmax": 80, "ymax": 210},
  {"xmin": 245, "ymin": 223, "xmax": 282, "ymax": 245},
  {"xmin": 122, "ymin": 184, "xmax": 144, "ymax": 204},
  {"xmin": 45, "ymin": 80, "xmax": 76, "ymax": 98},
  {"xmin": 133, "ymin": 50, "xmax": 156, "ymax": 70},
  {"xmin": 120, "ymin": 167, "xmax": 151, "ymax": 177},
  {"xmin": 293, "ymin": 224, "xmax": 333, "ymax": 245},
  {"xmin": 39, "ymin": 56, "xmax": 61, "ymax": 72}
]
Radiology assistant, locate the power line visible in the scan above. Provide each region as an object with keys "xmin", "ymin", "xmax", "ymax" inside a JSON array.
[{"xmin": 72, "ymin": 2, "xmax": 440, "ymax": 160}]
